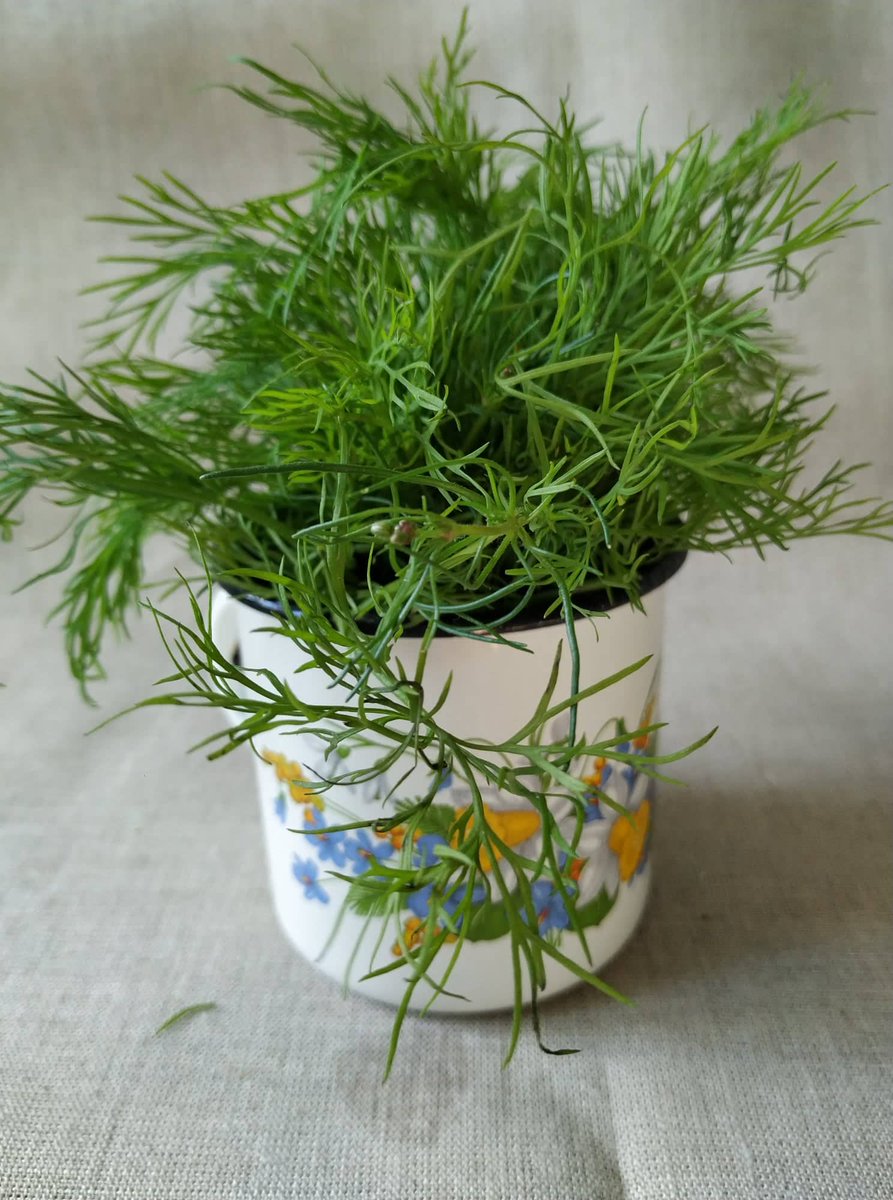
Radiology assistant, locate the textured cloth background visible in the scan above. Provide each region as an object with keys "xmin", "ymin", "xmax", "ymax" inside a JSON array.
[{"xmin": 1, "ymin": 3, "xmax": 891, "ymax": 1198}]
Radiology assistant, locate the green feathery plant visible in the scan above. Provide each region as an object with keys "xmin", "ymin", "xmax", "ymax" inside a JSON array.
[{"xmin": 1, "ymin": 14, "xmax": 889, "ymax": 1069}]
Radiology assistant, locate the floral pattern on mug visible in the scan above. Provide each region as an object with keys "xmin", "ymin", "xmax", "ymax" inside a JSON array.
[
  {"xmin": 525, "ymin": 878, "xmax": 574, "ymax": 933},
  {"xmin": 291, "ymin": 856, "xmax": 329, "ymax": 904},
  {"xmin": 262, "ymin": 749, "xmax": 321, "ymax": 808},
  {"xmin": 560, "ymin": 745, "xmax": 654, "ymax": 899},
  {"xmin": 608, "ymin": 796, "xmax": 652, "ymax": 882},
  {"xmin": 262, "ymin": 719, "xmax": 654, "ymax": 936},
  {"xmin": 302, "ymin": 806, "xmax": 349, "ymax": 869}
]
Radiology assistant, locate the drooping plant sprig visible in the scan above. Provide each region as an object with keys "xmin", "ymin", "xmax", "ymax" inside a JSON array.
[
  {"xmin": 1, "ymin": 14, "xmax": 889, "ymax": 1066},
  {"xmin": 128, "ymin": 569, "xmax": 713, "ymax": 1072}
]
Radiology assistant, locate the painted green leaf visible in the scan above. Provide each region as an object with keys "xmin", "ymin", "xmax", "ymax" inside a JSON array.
[
  {"xmin": 464, "ymin": 898, "xmax": 513, "ymax": 942},
  {"xmin": 575, "ymin": 886, "xmax": 618, "ymax": 929}
]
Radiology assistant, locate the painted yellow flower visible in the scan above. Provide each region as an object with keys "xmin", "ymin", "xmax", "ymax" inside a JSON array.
[
  {"xmin": 390, "ymin": 917, "xmax": 457, "ymax": 958},
  {"xmin": 391, "ymin": 916, "xmax": 426, "ymax": 957},
  {"xmin": 458, "ymin": 803, "xmax": 541, "ymax": 872},
  {"xmin": 261, "ymin": 748, "xmax": 322, "ymax": 809},
  {"xmin": 261, "ymin": 748, "xmax": 299, "ymax": 782},
  {"xmin": 582, "ymin": 756, "xmax": 608, "ymax": 790},
  {"xmin": 608, "ymin": 799, "xmax": 652, "ymax": 882},
  {"xmin": 374, "ymin": 824, "xmax": 415, "ymax": 851}
]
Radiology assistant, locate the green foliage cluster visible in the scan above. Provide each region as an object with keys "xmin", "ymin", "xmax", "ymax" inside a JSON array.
[
  {"xmin": 2, "ymin": 16, "xmax": 889, "ymax": 1067},
  {"xmin": 2, "ymin": 19, "xmax": 889, "ymax": 687}
]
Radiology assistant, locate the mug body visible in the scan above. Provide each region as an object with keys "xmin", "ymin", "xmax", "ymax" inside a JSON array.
[{"xmin": 213, "ymin": 569, "xmax": 678, "ymax": 1013}]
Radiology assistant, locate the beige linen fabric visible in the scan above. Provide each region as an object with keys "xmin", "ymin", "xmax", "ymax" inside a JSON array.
[{"xmin": 1, "ymin": 3, "xmax": 891, "ymax": 1197}]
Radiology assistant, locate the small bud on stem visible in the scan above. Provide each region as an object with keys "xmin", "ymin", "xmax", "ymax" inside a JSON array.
[{"xmin": 390, "ymin": 519, "xmax": 417, "ymax": 546}]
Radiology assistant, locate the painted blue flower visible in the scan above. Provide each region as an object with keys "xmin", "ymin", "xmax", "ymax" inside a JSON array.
[
  {"xmin": 345, "ymin": 828, "xmax": 393, "ymax": 875},
  {"xmin": 414, "ymin": 833, "xmax": 448, "ymax": 867},
  {"xmin": 583, "ymin": 798, "xmax": 604, "ymax": 823},
  {"xmin": 406, "ymin": 883, "xmax": 435, "ymax": 921},
  {"xmin": 292, "ymin": 856, "xmax": 329, "ymax": 904},
  {"xmin": 273, "ymin": 791, "xmax": 287, "ymax": 824},
  {"xmin": 527, "ymin": 879, "xmax": 572, "ymax": 933},
  {"xmin": 302, "ymin": 808, "xmax": 348, "ymax": 868},
  {"xmin": 445, "ymin": 881, "xmax": 488, "ymax": 929},
  {"xmin": 622, "ymin": 763, "xmax": 638, "ymax": 791},
  {"xmin": 447, "ymin": 880, "xmax": 487, "ymax": 911},
  {"xmin": 405, "ymin": 879, "xmax": 487, "ymax": 926},
  {"xmin": 608, "ymin": 743, "xmax": 638, "ymax": 792},
  {"xmin": 316, "ymin": 836, "xmax": 348, "ymax": 868},
  {"xmin": 436, "ymin": 767, "xmax": 454, "ymax": 791}
]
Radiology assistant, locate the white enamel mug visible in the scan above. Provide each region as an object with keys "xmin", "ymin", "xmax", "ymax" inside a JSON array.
[{"xmin": 211, "ymin": 558, "xmax": 682, "ymax": 1013}]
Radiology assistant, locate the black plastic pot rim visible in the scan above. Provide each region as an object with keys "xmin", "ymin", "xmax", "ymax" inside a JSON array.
[{"xmin": 219, "ymin": 549, "xmax": 688, "ymax": 639}]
